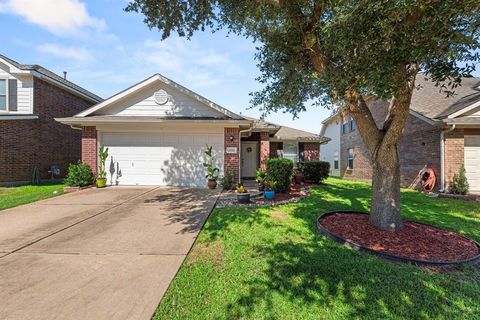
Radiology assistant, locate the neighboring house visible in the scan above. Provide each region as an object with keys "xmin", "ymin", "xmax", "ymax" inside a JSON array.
[
  {"xmin": 57, "ymin": 74, "xmax": 328, "ymax": 187},
  {"xmin": 319, "ymin": 114, "xmax": 341, "ymax": 177},
  {"xmin": 0, "ymin": 55, "xmax": 102, "ymax": 185},
  {"xmin": 319, "ymin": 74, "xmax": 480, "ymax": 193}
]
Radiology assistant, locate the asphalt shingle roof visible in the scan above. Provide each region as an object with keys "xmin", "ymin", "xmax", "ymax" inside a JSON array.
[
  {"xmin": 411, "ymin": 74, "xmax": 480, "ymax": 119},
  {"xmin": 0, "ymin": 54, "xmax": 102, "ymax": 102}
]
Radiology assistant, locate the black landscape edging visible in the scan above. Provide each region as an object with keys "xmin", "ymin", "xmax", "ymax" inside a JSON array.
[{"xmin": 317, "ymin": 211, "xmax": 480, "ymax": 268}]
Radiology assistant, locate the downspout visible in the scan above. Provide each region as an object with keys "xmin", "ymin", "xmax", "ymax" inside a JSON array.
[
  {"xmin": 238, "ymin": 127, "xmax": 252, "ymax": 183},
  {"xmin": 440, "ymin": 124, "xmax": 456, "ymax": 192}
]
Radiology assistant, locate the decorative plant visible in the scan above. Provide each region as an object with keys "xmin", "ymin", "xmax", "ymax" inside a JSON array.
[
  {"xmin": 97, "ymin": 146, "xmax": 109, "ymax": 179},
  {"xmin": 64, "ymin": 161, "xmax": 94, "ymax": 187},
  {"xmin": 265, "ymin": 179, "xmax": 277, "ymax": 192},
  {"xmin": 256, "ymin": 168, "xmax": 266, "ymax": 184},
  {"xmin": 220, "ymin": 170, "xmax": 236, "ymax": 190},
  {"xmin": 236, "ymin": 183, "xmax": 247, "ymax": 193},
  {"xmin": 450, "ymin": 165, "xmax": 469, "ymax": 195},
  {"xmin": 203, "ymin": 144, "xmax": 219, "ymax": 181}
]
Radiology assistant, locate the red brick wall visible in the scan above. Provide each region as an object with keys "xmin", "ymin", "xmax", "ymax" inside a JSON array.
[
  {"xmin": 259, "ymin": 131, "xmax": 270, "ymax": 170},
  {"xmin": 0, "ymin": 78, "xmax": 94, "ymax": 184},
  {"xmin": 224, "ymin": 128, "xmax": 240, "ymax": 183},
  {"xmin": 303, "ymin": 142, "xmax": 320, "ymax": 161},
  {"xmin": 81, "ymin": 126, "xmax": 98, "ymax": 174},
  {"xmin": 341, "ymin": 100, "xmax": 442, "ymax": 190}
]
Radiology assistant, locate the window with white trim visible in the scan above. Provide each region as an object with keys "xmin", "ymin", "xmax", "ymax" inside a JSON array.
[
  {"xmin": 347, "ymin": 148, "xmax": 354, "ymax": 169},
  {"xmin": 282, "ymin": 141, "xmax": 298, "ymax": 163},
  {"xmin": 0, "ymin": 79, "xmax": 7, "ymax": 111}
]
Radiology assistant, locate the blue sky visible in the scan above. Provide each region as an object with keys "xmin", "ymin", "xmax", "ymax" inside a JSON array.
[{"xmin": 0, "ymin": 0, "xmax": 331, "ymax": 133}]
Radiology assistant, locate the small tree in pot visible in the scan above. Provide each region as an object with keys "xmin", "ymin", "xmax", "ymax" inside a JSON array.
[
  {"xmin": 203, "ymin": 144, "xmax": 219, "ymax": 189},
  {"xmin": 96, "ymin": 146, "xmax": 109, "ymax": 188},
  {"xmin": 264, "ymin": 179, "xmax": 277, "ymax": 200}
]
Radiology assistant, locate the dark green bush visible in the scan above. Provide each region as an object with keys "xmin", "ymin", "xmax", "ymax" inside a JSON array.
[
  {"xmin": 220, "ymin": 170, "xmax": 236, "ymax": 190},
  {"xmin": 450, "ymin": 165, "xmax": 469, "ymax": 195},
  {"xmin": 64, "ymin": 161, "xmax": 94, "ymax": 187},
  {"xmin": 300, "ymin": 161, "xmax": 330, "ymax": 183},
  {"xmin": 265, "ymin": 158, "xmax": 294, "ymax": 193}
]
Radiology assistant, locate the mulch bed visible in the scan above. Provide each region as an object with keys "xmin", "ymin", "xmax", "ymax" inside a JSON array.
[{"xmin": 319, "ymin": 212, "xmax": 480, "ymax": 263}]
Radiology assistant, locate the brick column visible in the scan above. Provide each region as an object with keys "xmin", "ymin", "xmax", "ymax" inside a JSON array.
[
  {"xmin": 259, "ymin": 131, "xmax": 270, "ymax": 170},
  {"xmin": 303, "ymin": 142, "xmax": 320, "ymax": 161},
  {"xmin": 224, "ymin": 128, "xmax": 239, "ymax": 183},
  {"xmin": 444, "ymin": 129, "xmax": 464, "ymax": 190},
  {"xmin": 82, "ymin": 126, "xmax": 97, "ymax": 174}
]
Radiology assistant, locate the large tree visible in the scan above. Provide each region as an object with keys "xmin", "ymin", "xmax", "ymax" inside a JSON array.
[{"xmin": 126, "ymin": 0, "xmax": 480, "ymax": 231}]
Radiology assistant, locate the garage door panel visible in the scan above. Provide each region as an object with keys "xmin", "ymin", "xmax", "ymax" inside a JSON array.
[{"xmin": 102, "ymin": 132, "xmax": 223, "ymax": 187}]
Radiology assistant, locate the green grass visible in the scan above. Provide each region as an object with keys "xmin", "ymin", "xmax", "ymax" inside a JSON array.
[
  {"xmin": 154, "ymin": 178, "xmax": 480, "ymax": 320},
  {"xmin": 0, "ymin": 182, "xmax": 65, "ymax": 211}
]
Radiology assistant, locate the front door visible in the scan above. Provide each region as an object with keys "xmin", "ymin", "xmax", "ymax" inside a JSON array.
[{"xmin": 241, "ymin": 142, "xmax": 258, "ymax": 178}]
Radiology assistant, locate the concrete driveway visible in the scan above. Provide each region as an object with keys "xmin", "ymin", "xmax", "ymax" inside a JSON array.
[{"xmin": 0, "ymin": 186, "xmax": 218, "ymax": 320}]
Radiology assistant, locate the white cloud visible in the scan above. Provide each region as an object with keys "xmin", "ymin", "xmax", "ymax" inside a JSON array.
[
  {"xmin": 0, "ymin": 0, "xmax": 105, "ymax": 36},
  {"xmin": 36, "ymin": 43, "xmax": 93, "ymax": 61},
  {"xmin": 135, "ymin": 38, "xmax": 245, "ymax": 89}
]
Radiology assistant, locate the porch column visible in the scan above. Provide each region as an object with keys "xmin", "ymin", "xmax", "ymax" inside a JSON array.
[
  {"xmin": 82, "ymin": 126, "xmax": 97, "ymax": 174},
  {"xmin": 260, "ymin": 131, "xmax": 270, "ymax": 170},
  {"xmin": 224, "ymin": 127, "xmax": 240, "ymax": 183}
]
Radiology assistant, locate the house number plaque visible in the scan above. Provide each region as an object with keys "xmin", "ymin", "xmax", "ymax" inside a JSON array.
[{"xmin": 226, "ymin": 147, "xmax": 238, "ymax": 154}]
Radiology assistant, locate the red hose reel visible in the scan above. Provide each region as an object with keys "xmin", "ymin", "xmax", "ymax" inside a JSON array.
[{"xmin": 420, "ymin": 168, "xmax": 436, "ymax": 193}]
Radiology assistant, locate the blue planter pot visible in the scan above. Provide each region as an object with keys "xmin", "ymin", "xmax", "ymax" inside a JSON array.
[{"xmin": 264, "ymin": 190, "xmax": 275, "ymax": 200}]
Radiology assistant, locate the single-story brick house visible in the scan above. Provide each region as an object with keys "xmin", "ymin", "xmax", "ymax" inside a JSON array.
[
  {"xmin": 319, "ymin": 74, "xmax": 480, "ymax": 193},
  {"xmin": 0, "ymin": 55, "xmax": 102, "ymax": 185},
  {"xmin": 57, "ymin": 74, "xmax": 327, "ymax": 186}
]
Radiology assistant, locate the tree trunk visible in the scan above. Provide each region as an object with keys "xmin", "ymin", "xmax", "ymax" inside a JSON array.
[{"xmin": 369, "ymin": 143, "xmax": 404, "ymax": 231}]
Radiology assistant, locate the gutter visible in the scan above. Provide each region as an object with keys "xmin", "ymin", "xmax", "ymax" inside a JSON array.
[{"xmin": 440, "ymin": 124, "xmax": 456, "ymax": 192}]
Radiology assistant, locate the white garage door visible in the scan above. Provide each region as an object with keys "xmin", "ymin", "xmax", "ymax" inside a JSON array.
[
  {"xmin": 101, "ymin": 131, "xmax": 224, "ymax": 187},
  {"xmin": 465, "ymin": 135, "xmax": 480, "ymax": 192}
]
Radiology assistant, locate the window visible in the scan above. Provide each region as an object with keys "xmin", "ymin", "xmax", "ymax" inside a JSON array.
[
  {"xmin": 334, "ymin": 160, "xmax": 339, "ymax": 170},
  {"xmin": 0, "ymin": 79, "xmax": 6, "ymax": 111},
  {"xmin": 342, "ymin": 119, "xmax": 349, "ymax": 134},
  {"xmin": 349, "ymin": 117, "xmax": 356, "ymax": 131},
  {"xmin": 347, "ymin": 149, "xmax": 354, "ymax": 169},
  {"xmin": 282, "ymin": 141, "xmax": 298, "ymax": 163}
]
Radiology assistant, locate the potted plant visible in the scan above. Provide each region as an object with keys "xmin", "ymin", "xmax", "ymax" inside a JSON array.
[
  {"xmin": 203, "ymin": 144, "xmax": 219, "ymax": 189},
  {"xmin": 294, "ymin": 166, "xmax": 304, "ymax": 184},
  {"xmin": 96, "ymin": 146, "xmax": 109, "ymax": 188},
  {"xmin": 236, "ymin": 183, "xmax": 250, "ymax": 203},
  {"xmin": 256, "ymin": 168, "xmax": 266, "ymax": 191},
  {"xmin": 264, "ymin": 179, "xmax": 277, "ymax": 200}
]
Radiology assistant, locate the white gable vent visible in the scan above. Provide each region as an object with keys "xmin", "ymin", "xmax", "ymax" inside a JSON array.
[{"xmin": 154, "ymin": 89, "xmax": 169, "ymax": 105}]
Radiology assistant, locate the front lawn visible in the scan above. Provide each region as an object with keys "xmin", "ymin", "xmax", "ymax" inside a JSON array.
[
  {"xmin": 154, "ymin": 178, "xmax": 480, "ymax": 319},
  {"xmin": 0, "ymin": 183, "xmax": 65, "ymax": 211}
]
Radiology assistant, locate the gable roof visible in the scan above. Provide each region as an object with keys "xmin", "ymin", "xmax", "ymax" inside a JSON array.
[
  {"xmin": 0, "ymin": 54, "xmax": 102, "ymax": 103},
  {"xmin": 76, "ymin": 74, "xmax": 246, "ymax": 120},
  {"xmin": 246, "ymin": 116, "xmax": 329, "ymax": 142},
  {"xmin": 411, "ymin": 74, "xmax": 480, "ymax": 119}
]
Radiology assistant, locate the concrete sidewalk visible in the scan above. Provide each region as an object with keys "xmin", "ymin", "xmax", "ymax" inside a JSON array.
[{"xmin": 0, "ymin": 186, "xmax": 218, "ymax": 320}]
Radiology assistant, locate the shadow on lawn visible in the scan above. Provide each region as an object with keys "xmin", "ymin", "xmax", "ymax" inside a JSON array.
[{"xmin": 205, "ymin": 182, "xmax": 480, "ymax": 319}]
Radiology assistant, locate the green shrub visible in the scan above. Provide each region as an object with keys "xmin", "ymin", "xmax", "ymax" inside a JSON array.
[
  {"xmin": 450, "ymin": 165, "xmax": 469, "ymax": 195},
  {"xmin": 64, "ymin": 161, "xmax": 94, "ymax": 187},
  {"xmin": 300, "ymin": 161, "xmax": 330, "ymax": 183},
  {"xmin": 220, "ymin": 170, "xmax": 236, "ymax": 190},
  {"xmin": 265, "ymin": 158, "xmax": 294, "ymax": 193}
]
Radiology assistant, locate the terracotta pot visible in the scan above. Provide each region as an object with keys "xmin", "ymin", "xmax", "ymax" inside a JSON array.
[
  {"xmin": 96, "ymin": 178, "xmax": 107, "ymax": 188},
  {"xmin": 207, "ymin": 179, "xmax": 217, "ymax": 189},
  {"xmin": 294, "ymin": 172, "xmax": 304, "ymax": 184}
]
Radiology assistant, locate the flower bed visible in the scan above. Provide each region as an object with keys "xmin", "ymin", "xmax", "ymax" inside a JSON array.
[
  {"xmin": 216, "ymin": 184, "xmax": 313, "ymax": 208},
  {"xmin": 317, "ymin": 211, "xmax": 480, "ymax": 267}
]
